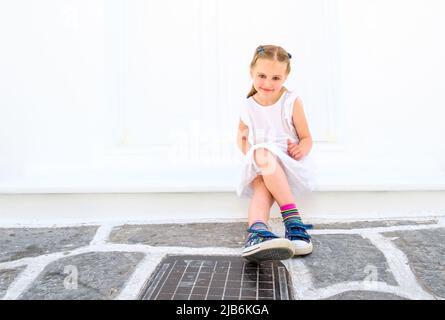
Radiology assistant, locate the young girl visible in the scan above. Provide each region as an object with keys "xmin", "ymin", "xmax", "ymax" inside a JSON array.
[{"xmin": 236, "ymin": 45, "xmax": 316, "ymax": 262}]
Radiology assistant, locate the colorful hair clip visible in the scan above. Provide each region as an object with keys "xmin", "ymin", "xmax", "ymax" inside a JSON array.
[{"xmin": 257, "ymin": 46, "xmax": 265, "ymax": 54}]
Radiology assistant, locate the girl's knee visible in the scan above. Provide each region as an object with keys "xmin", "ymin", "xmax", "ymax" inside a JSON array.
[
  {"xmin": 254, "ymin": 147, "xmax": 277, "ymax": 160},
  {"xmin": 253, "ymin": 148, "xmax": 278, "ymax": 174},
  {"xmin": 253, "ymin": 148, "xmax": 270, "ymax": 164}
]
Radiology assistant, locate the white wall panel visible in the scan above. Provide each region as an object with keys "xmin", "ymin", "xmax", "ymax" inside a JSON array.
[{"xmin": 103, "ymin": 0, "xmax": 339, "ymax": 169}]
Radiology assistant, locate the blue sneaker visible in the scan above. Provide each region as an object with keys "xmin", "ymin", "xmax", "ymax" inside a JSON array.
[
  {"xmin": 242, "ymin": 228, "xmax": 294, "ymax": 262},
  {"xmin": 285, "ymin": 221, "xmax": 314, "ymax": 256}
]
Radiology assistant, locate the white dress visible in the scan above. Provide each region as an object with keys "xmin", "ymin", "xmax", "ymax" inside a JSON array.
[{"xmin": 236, "ymin": 90, "xmax": 317, "ymax": 199}]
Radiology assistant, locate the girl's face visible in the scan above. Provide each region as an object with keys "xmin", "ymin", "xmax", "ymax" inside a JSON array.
[{"xmin": 250, "ymin": 58, "xmax": 288, "ymax": 97}]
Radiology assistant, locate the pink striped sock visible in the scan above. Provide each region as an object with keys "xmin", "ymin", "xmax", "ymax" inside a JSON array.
[
  {"xmin": 280, "ymin": 203, "xmax": 297, "ymax": 211},
  {"xmin": 280, "ymin": 202, "xmax": 302, "ymax": 224}
]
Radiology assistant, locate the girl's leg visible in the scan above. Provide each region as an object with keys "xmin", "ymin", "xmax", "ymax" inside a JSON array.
[
  {"xmin": 243, "ymin": 174, "xmax": 295, "ymax": 262},
  {"xmin": 253, "ymin": 148, "xmax": 295, "ymax": 207},
  {"xmin": 248, "ymin": 175, "xmax": 275, "ymax": 226},
  {"xmin": 252, "ymin": 148, "xmax": 313, "ymax": 257}
]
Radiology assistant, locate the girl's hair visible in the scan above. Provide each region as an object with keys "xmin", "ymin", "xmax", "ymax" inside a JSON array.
[{"xmin": 247, "ymin": 45, "xmax": 292, "ymax": 99}]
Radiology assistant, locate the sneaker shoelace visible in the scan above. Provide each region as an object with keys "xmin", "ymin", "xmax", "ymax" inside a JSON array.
[{"xmin": 286, "ymin": 221, "xmax": 314, "ymax": 242}]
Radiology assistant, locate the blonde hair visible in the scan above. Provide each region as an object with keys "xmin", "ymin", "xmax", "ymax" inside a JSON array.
[{"xmin": 247, "ymin": 45, "xmax": 292, "ymax": 99}]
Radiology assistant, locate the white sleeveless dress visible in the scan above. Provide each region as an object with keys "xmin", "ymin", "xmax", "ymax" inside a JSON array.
[{"xmin": 236, "ymin": 90, "xmax": 317, "ymax": 199}]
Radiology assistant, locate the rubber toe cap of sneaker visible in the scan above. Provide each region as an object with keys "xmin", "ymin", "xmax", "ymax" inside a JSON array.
[{"xmin": 291, "ymin": 239, "xmax": 313, "ymax": 256}]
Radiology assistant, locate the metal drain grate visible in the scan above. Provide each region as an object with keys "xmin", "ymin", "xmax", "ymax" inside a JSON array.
[{"xmin": 139, "ymin": 255, "xmax": 293, "ymax": 300}]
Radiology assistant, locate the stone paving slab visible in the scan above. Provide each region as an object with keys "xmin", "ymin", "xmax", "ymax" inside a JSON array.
[
  {"xmin": 0, "ymin": 226, "xmax": 99, "ymax": 263},
  {"xmin": 324, "ymin": 291, "xmax": 408, "ymax": 300},
  {"xmin": 382, "ymin": 228, "xmax": 445, "ymax": 299},
  {"xmin": 109, "ymin": 223, "xmax": 248, "ymax": 248},
  {"xmin": 0, "ymin": 218, "xmax": 443, "ymax": 300},
  {"xmin": 293, "ymin": 234, "xmax": 398, "ymax": 288},
  {"xmin": 19, "ymin": 252, "xmax": 144, "ymax": 300},
  {"xmin": 268, "ymin": 219, "xmax": 438, "ymax": 236},
  {"xmin": 108, "ymin": 220, "xmax": 437, "ymax": 247},
  {"xmin": 0, "ymin": 267, "xmax": 26, "ymax": 298}
]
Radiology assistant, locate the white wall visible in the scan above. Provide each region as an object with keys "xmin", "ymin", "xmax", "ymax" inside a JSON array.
[
  {"xmin": 0, "ymin": 0, "xmax": 105, "ymax": 182},
  {"xmin": 328, "ymin": 0, "xmax": 445, "ymax": 187},
  {"xmin": 1, "ymin": 0, "xmax": 445, "ymax": 194}
]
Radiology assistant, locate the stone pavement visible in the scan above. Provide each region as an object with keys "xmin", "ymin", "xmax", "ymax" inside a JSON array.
[{"xmin": 0, "ymin": 217, "xmax": 444, "ymax": 300}]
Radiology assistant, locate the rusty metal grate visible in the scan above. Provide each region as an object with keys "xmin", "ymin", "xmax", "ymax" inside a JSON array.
[{"xmin": 139, "ymin": 255, "xmax": 293, "ymax": 300}]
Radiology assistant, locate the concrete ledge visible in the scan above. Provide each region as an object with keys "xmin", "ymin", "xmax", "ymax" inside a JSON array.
[
  {"xmin": 0, "ymin": 191, "xmax": 444, "ymax": 225},
  {"xmin": 1, "ymin": 155, "xmax": 445, "ymax": 194}
]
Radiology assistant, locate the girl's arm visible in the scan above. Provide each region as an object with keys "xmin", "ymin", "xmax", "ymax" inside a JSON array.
[
  {"xmin": 237, "ymin": 120, "xmax": 251, "ymax": 155},
  {"xmin": 288, "ymin": 97, "xmax": 313, "ymax": 159}
]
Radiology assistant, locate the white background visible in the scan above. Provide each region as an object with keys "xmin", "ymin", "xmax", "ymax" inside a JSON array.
[{"xmin": 1, "ymin": 0, "xmax": 445, "ymax": 192}]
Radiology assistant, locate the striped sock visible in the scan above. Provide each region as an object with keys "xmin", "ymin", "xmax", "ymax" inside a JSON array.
[
  {"xmin": 280, "ymin": 203, "xmax": 302, "ymax": 226},
  {"xmin": 249, "ymin": 220, "xmax": 269, "ymax": 232}
]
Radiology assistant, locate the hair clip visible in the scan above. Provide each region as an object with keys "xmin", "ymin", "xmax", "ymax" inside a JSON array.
[
  {"xmin": 257, "ymin": 46, "xmax": 265, "ymax": 54},
  {"xmin": 288, "ymin": 53, "xmax": 292, "ymax": 59}
]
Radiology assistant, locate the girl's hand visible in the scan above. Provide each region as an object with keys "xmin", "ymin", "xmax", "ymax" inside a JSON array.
[{"xmin": 287, "ymin": 139, "xmax": 309, "ymax": 161}]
